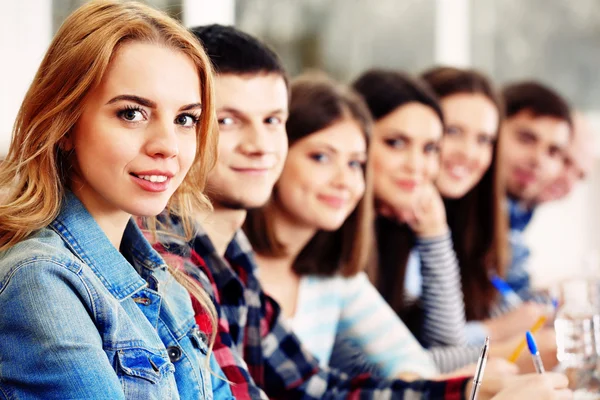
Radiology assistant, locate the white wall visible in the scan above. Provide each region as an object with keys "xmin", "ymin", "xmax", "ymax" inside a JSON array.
[
  {"xmin": 183, "ymin": 0, "xmax": 235, "ymax": 27},
  {"xmin": 0, "ymin": 0, "xmax": 52, "ymax": 157},
  {"xmin": 434, "ymin": 0, "xmax": 470, "ymax": 67},
  {"xmin": 526, "ymin": 181, "xmax": 595, "ymax": 288}
]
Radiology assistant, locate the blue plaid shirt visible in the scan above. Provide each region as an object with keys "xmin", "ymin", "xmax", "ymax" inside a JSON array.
[
  {"xmin": 506, "ymin": 198, "xmax": 535, "ymax": 298},
  {"xmin": 157, "ymin": 215, "xmax": 470, "ymax": 400}
]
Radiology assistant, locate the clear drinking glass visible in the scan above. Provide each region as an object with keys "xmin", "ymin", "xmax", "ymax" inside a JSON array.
[{"xmin": 555, "ymin": 279, "xmax": 600, "ymax": 397}]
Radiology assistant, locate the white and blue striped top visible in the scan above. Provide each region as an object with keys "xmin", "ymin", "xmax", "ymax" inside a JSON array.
[{"xmin": 289, "ymin": 272, "xmax": 440, "ymax": 378}]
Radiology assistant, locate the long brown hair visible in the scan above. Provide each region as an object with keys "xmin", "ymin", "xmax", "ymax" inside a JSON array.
[
  {"xmin": 421, "ymin": 66, "xmax": 508, "ymax": 320},
  {"xmin": 244, "ymin": 72, "xmax": 374, "ymax": 277},
  {"xmin": 352, "ymin": 69, "xmax": 444, "ymax": 317},
  {"xmin": 0, "ymin": 0, "xmax": 218, "ymax": 345}
]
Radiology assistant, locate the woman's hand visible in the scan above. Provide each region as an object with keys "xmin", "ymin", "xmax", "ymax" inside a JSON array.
[
  {"xmin": 483, "ymin": 302, "xmax": 550, "ymax": 341},
  {"xmin": 487, "ymin": 373, "xmax": 572, "ymax": 400},
  {"xmin": 437, "ymin": 357, "xmax": 519, "ymax": 380},
  {"xmin": 396, "ymin": 183, "xmax": 449, "ymax": 238},
  {"xmin": 489, "ymin": 327, "xmax": 558, "ymax": 373}
]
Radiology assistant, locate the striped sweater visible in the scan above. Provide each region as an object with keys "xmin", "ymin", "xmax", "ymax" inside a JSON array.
[
  {"xmin": 409, "ymin": 233, "xmax": 468, "ymax": 347},
  {"xmin": 289, "ymin": 272, "xmax": 440, "ymax": 378},
  {"xmin": 403, "ymin": 233, "xmax": 488, "ymax": 372},
  {"xmin": 289, "ymin": 268, "xmax": 484, "ymax": 376}
]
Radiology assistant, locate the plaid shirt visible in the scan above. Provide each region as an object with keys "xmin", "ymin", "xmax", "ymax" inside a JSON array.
[{"xmin": 156, "ymin": 216, "xmax": 470, "ymax": 400}]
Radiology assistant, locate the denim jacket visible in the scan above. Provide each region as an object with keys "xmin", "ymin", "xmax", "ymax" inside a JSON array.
[{"xmin": 0, "ymin": 192, "xmax": 233, "ymax": 400}]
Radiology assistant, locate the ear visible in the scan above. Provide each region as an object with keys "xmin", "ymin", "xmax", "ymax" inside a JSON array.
[{"xmin": 59, "ymin": 134, "xmax": 74, "ymax": 152}]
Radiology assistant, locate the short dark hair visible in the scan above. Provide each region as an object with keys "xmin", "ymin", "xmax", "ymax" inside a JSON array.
[
  {"xmin": 502, "ymin": 81, "xmax": 572, "ymax": 126},
  {"xmin": 190, "ymin": 24, "xmax": 287, "ymax": 80},
  {"xmin": 352, "ymin": 69, "xmax": 443, "ymax": 124}
]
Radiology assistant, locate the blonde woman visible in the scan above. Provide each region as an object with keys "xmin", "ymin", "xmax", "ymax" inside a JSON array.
[{"xmin": 0, "ymin": 1, "xmax": 232, "ymax": 399}]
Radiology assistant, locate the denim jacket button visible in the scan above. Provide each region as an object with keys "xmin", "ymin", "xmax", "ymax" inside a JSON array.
[
  {"xmin": 192, "ymin": 327, "xmax": 206, "ymax": 342},
  {"xmin": 167, "ymin": 346, "xmax": 182, "ymax": 362}
]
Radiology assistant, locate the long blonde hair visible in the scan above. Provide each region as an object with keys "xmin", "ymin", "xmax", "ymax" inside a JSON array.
[{"xmin": 0, "ymin": 0, "xmax": 219, "ymax": 347}]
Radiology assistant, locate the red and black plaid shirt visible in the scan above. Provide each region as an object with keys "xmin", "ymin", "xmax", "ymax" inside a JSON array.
[{"xmin": 156, "ymin": 216, "xmax": 470, "ymax": 400}]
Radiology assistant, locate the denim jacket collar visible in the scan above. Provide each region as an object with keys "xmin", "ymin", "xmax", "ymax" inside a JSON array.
[{"xmin": 50, "ymin": 191, "xmax": 165, "ymax": 300}]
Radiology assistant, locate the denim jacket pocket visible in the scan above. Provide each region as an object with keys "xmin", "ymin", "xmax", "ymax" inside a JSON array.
[{"xmin": 116, "ymin": 348, "xmax": 177, "ymax": 399}]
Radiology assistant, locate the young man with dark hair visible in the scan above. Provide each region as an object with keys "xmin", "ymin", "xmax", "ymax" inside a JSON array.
[
  {"xmin": 536, "ymin": 112, "xmax": 595, "ymax": 203},
  {"xmin": 499, "ymin": 81, "xmax": 572, "ymax": 298},
  {"xmin": 156, "ymin": 26, "xmax": 571, "ymax": 399}
]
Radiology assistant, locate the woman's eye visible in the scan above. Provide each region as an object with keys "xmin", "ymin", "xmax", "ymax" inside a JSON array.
[
  {"xmin": 384, "ymin": 138, "xmax": 406, "ymax": 149},
  {"xmin": 310, "ymin": 153, "xmax": 329, "ymax": 163},
  {"xmin": 478, "ymin": 135, "xmax": 495, "ymax": 145},
  {"xmin": 349, "ymin": 160, "xmax": 365, "ymax": 169},
  {"xmin": 424, "ymin": 143, "xmax": 440, "ymax": 153},
  {"xmin": 118, "ymin": 108, "xmax": 145, "ymax": 122},
  {"xmin": 445, "ymin": 126, "xmax": 461, "ymax": 135},
  {"xmin": 176, "ymin": 114, "xmax": 199, "ymax": 128}
]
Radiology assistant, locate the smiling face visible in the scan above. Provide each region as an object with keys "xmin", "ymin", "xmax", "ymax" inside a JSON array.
[
  {"xmin": 275, "ymin": 118, "xmax": 367, "ymax": 231},
  {"xmin": 499, "ymin": 110, "xmax": 571, "ymax": 202},
  {"xmin": 206, "ymin": 73, "xmax": 289, "ymax": 210},
  {"xmin": 536, "ymin": 113, "xmax": 595, "ymax": 202},
  {"xmin": 68, "ymin": 42, "xmax": 200, "ymax": 218},
  {"xmin": 436, "ymin": 93, "xmax": 500, "ymax": 199},
  {"xmin": 370, "ymin": 102, "xmax": 443, "ymax": 213}
]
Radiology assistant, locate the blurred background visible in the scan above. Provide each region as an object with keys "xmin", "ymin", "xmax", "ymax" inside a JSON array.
[{"xmin": 1, "ymin": 0, "xmax": 599, "ymax": 288}]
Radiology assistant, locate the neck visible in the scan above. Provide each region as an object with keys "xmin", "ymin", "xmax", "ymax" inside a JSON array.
[
  {"xmin": 198, "ymin": 204, "xmax": 247, "ymax": 257},
  {"xmin": 254, "ymin": 205, "xmax": 313, "ymax": 320},
  {"xmin": 268, "ymin": 204, "xmax": 316, "ymax": 266},
  {"xmin": 99, "ymin": 214, "xmax": 130, "ymax": 250},
  {"xmin": 71, "ymin": 183, "xmax": 129, "ymax": 249},
  {"xmin": 375, "ymin": 198, "xmax": 407, "ymax": 226},
  {"xmin": 508, "ymin": 194, "xmax": 534, "ymax": 211}
]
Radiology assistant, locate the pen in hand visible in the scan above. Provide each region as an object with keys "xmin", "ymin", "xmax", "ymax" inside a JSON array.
[
  {"xmin": 490, "ymin": 275, "xmax": 523, "ymax": 308},
  {"xmin": 469, "ymin": 336, "xmax": 490, "ymax": 400},
  {"xmin": 526, "ymin": 331, "xmax": 545, "ymax": 374},
  {"xmin": 507, "ymin": 299, "xmax": 558, "ymax": 362}
]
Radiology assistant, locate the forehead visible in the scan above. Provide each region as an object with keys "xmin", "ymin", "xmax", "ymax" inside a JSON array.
[
  {"xmin": 215, "ymin": 73, "xmax": 288, "ymax": 114},
  {"xmin": 294, "ymin": 119, "xmax": 367, "ymax": 153},
  {"xmin": 569, "ymin": 137, "xmax": 595, "ymax": 174},
  {"xmin": 508, "ymin": 111, "xmax": 571, "ymax": 145},
  {"xmin": 442, "ymin": 94, "xmax": 498, "ymax": 119},
  {"xmin": 99, "ymin": 42, "xmax": 201, "ymax": 104},
  {"xmin": 376, "ymin": 102, "xmax": 443, "ymax": 141}
]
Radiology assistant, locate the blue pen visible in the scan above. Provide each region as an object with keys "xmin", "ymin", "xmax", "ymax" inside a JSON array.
[
  {"xmin": 551, "ymin": 298, "xmax": 560, "ymax": 315},
  {"xmin": 490, "ymin": 275, "xmax": 523, "ymax": 308},
  {"xmin": 526, "ymin": 331, "xmax": 545, "ymax": 374}
]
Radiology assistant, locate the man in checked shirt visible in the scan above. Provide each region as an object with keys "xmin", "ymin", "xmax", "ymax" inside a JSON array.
[{"xmin": 155, "ymin": 24, "xmax": 572, "ymax": 400}]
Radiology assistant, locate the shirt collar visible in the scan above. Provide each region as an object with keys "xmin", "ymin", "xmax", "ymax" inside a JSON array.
[
  {"xmin": 190, "ymin": 223, "xmax": 242, "ymax": 291},
  {"xmin": 507, "ymin": 197, "xmax": 535, "ymax": 231},
  {"xmin": 50, "ymin": 191, "xmax": 165, "ymax": 300},
  {"xmin": 224, "ymin": 230, "xmax": 258, "ymax": 275},
  {"xmin": 158, "ymin": 213, "xmax": 256, "ymax": 292}
]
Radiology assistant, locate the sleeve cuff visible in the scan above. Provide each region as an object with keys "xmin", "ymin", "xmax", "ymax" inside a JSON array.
[
  {"xmin": 465, "ymin": 322, "xmax": 489, "ymax": 346},
  {"xmin": 415, "ymin": 231, "xmax": 452, "ymax": 246}
]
